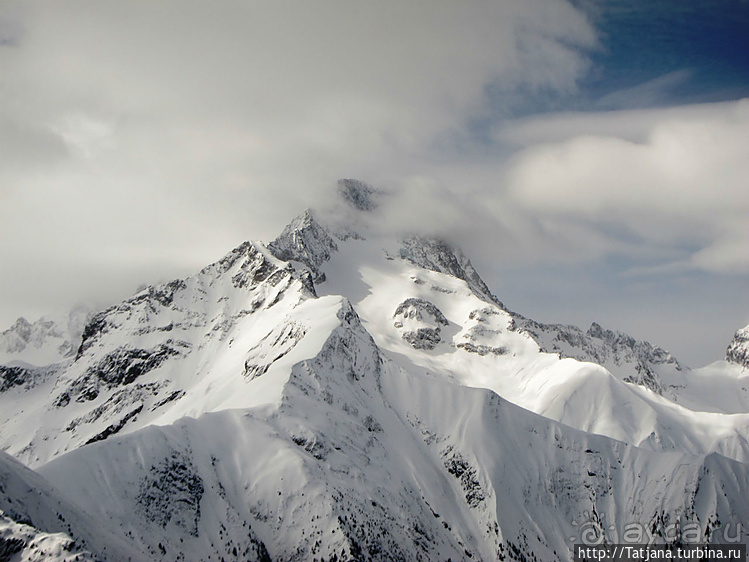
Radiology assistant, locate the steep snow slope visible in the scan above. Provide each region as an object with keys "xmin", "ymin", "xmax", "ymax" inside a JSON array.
[
  {"xmin": 0, "ymin": 515, "xmax": 92, "ymax": 562},
  {"xmin": 38, "ymin": 301, "xmax": 749, "ymax": 561},
  {"xmin": 0, "ymin": 450, "xmax": 141, "ymax": 561}
]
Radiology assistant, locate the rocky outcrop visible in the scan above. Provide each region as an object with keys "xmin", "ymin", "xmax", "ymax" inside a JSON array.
[
  {"xmin": 726, "ymin": 325, "xmax": 749, "ymax": 369},
  {"xmin": 393, "ymin": 298, "xmax": 449, "ymax": 350},
  {"xmin": 456, "ymin": 307, "xmax": 510, "ymax": 356},
  {"xmin": 59, "ymin": 342, "xmax": 190, "ymax": 406}
]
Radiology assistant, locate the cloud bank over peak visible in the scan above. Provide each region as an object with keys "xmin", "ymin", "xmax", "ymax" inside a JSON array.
[{"xmin": 0, "ymin": 0, "xmax": 596, "ymax": 319}]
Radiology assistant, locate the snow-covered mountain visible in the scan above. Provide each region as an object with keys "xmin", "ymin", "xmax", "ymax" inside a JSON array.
[
  {"xmin": 1, "ymin": 179, "xmax": 748, "ymax": 561},
  {"xmin": 0, "ymin": 307, "xmax": 92, "ymax": 367}
]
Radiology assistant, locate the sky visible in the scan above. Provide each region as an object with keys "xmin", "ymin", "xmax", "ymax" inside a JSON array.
[{"xmin": 0, "ymin": 0, "xmax": 748, "ymax": 367}]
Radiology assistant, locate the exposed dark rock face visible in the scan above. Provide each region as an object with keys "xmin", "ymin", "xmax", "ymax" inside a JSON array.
[
  {"xmin": 76, "ymin": 313, "xmax": 111, "ymax": 359},
  {"xmin": 0, "ymin": 365, "xmax": 31, "ymax": 393},
  {"xmin": 127, "ymin": 279, "xmax": 188, "ymax": 308},
  {"xmin": 65, "ymin": 383, "xmax": 162, "ymax": 434},
  {"xmin": 60, "ymin": 341, "xmax": 189, "ymax": 405},
  {"xmin": 586, "ymin": 322, "xmax": 677, "ymax": 368},
  {"xmin": 84, "ymin": 405, "xmax": 143, "ymax": 445},
  {"xmin": 0, "ymin": 364, "xmax": 58, "ymax": 394},
  {"xmin": 393, "ymin": 298, "xmax": 448, "ymax": 326},
  {"xmin": 230, "ymin": 245, "xmax": 291, "ymax": 290},
  {"xmin": 456, "ymin": 342, "xmax": 509, "ymax": 356},
  {"xmin": 0, "ymin": 535, "xmax": 25, "ymax": 560},
  {"xmin": 90, "ymin": 343, "xmax": 185, "ymax": 387},
  {"xmin": 211, "ymin": 240, "xmax": 253, "ymax": 274},
  {"xmin": 393, "ymin": 298, "xmax": 448, "ymax": 350},
  {"xmin": 726, "ymin": 326, "xmax": 749, "ymax": 369},
  {"xmin": 137, "ymin": 452, "xmax": 204, "ymax": 537},
  {"xmin": 442, "ymin": 446, "xmax": 486, "ymax": 508},
  {"xmin": 457, "ymin": 307, "xmax": 510, "ymax": 356},
  {"xmin": 624, "ymin": 362, "xmax": 666, "ymax": 396},
  {"xmin": 402, "ymin": 328, "xmax": 441, "ymax": 350}
]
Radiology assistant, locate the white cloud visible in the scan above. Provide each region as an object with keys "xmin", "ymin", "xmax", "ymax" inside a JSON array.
[
  {"xmin": 0, "ymin": 0, "xmax": 597, "ymax": 326},
  {"xmin": 500, "ymin": 98, "xmax": 749, "ymax": 272}
]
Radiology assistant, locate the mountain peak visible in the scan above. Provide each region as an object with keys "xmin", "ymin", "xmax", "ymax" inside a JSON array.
[
  {"xmin": 267, "ymin": 209, "xmax": 338, "ymax": 283},
  {"xmin": 398, "ymin": 235, "xmax": 504, "ymax": 308},
  {"xmin": 336, "ymin": 178, "xmax": 378, "ymax": 212},
  {"xmin": 0, "ymin": 309, "xmax": 92, "ymax": 366}
]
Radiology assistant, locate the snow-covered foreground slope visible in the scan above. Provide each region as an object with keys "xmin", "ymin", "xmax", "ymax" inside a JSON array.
[
  {"xmin": 0, "ymin": 449, "xmax": 141, "ymax": 561},
  {"xmin": 1, "ymin": 180, "xmax": 748, "ymax": 560}
]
